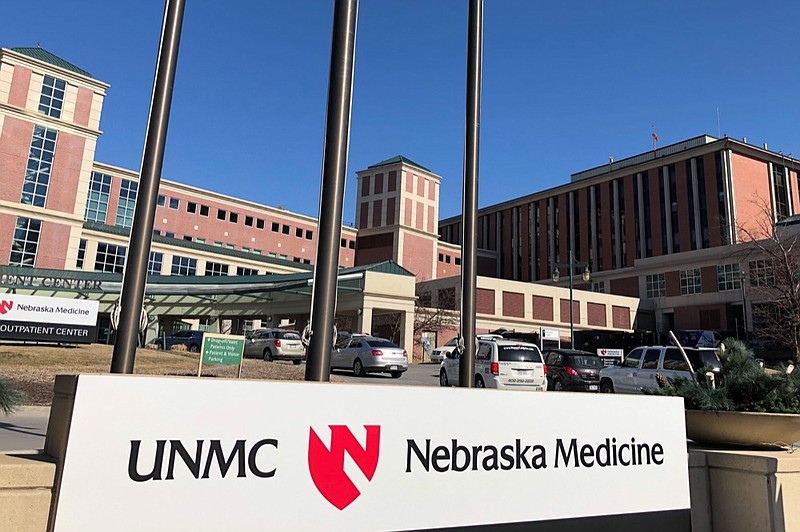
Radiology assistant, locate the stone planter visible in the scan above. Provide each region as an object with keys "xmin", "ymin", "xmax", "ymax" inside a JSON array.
[{"xmin": 685, "ymin": 410, "xmax": 800, "ymax": 449}]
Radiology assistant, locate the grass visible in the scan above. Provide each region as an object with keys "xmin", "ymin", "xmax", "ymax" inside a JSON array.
[{"xmin": 0, "ymin": 343, "xmax": 324, "ymax": 406}]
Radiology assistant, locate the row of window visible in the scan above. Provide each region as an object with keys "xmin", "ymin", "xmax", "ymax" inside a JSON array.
[
  {"xmin": 437, "ymin": 253, "xmax": 462, "ymax": 265},
  {"xmin": 644, "ymin": 264, "xmax": 744, "ymax": 298}
]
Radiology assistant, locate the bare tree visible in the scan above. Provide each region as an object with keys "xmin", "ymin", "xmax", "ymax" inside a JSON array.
[
  {"xmin": 386, "ymin": 281, "xmax": 459, "ymax": 350},
  {"xmin": 735, "ymin": 198, "xmax": 800, "ymax": 363}
]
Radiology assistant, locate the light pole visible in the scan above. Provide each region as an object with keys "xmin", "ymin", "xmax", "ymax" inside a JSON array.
[{"xmin": 552, "ymin": 250, "xmax": 591, "ymax": 348}]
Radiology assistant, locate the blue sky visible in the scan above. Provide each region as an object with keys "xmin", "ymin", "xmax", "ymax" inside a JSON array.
[{"xmin": 5, "ymin": 1, "xmax": 800, "ymax": 225}]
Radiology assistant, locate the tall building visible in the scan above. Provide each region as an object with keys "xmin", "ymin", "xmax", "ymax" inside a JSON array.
[{"xmin": 439, "ymin": 135, "xmax": 800, "ymax": 335}]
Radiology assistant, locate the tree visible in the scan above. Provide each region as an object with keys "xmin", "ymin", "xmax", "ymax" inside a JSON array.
[
  {"xmin": 386, "ymin": 280, "xmax": 459, "ymax": 357},
  {"xmin": 735, "ymin": 198, "xmax": 800, "ymax": 363}
]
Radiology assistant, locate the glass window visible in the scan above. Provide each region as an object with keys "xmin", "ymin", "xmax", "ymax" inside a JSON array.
[
  {"xmin": 645, "ymin": 273, "xmax": 666, "ymax": 298},
  {"xmin": 165, "ymin": 232, "xmax": 175, "ymax": 239},
  {"xmin": 245, "ymin": 215, "xmax": 254, "ymax": 227},
  {"xmin": 749, "ymin": 259, "xmax": 774, "ymax": 287},
  {"xmin": 256, "ymin": 218, "xmax": 265, "ymax": 230},
  {"xmin": 225, "ymin": 244, "xmax": 235, "ymax": 250},
  {"xmin": 204, "ymin": 261, "xmax": 229, "ymax": 276},
  {"xmin": 94, "ymin": 243, "xmax": 127, "ymax": 273},
  {"xmin": 622, "ymin": 348, "xmax": 643, "ymax": 369},
  {"xmin": 199, "ymin": 205, "xmax": 209, "ymax": 217},
  {"xmin": 9, "ymin": 217, "xmax": 42, "ymax": 267},
  {"xmin": 157, "ymin": 195, "xmax": 166, "ymax": 207},
  {"xmin": 282, "ymin": 224, "xmax": 290, "ymax": 235},
  {"xmin": 773, "ymin": 165, "xmax": 790, "ymax": 221},
  {"xmin": 680, "ymin": 268, "xmax": 702, "ymax": 295},
  {"xmin": 253, "ymin": 249, "xmax": 262, "ymax": 255},
  {"xmin": 498, "ymin": 344, "xmax": 542, "ymax": 362},
  {"xmin": 38, "ymin": 75, "xmax": 66, "ymax": 118},
  {"xmin": 183, "ymin": 235, "xmax": 192, "ymax": 241},
  {"xmin": 662, "ymin": 348, "xmax": 690, "ymax": 371},
  {"xmin": 217, "ymin": 209, "xmax": 227, "ymax": 220},
  {"xmin": 147, "ymin": 252, "xmax": 163, "ymax": 275},
  {"xmin": 641, "ymin": 349, "xmax": 661, "ymax": 369},
  {"xmin": 305, "ymin": 230, "xmax": 313, "ymax": 240},
  {"xmin": 229, "ymin": 212, "xmax": 238, "ymax": 223},
  {"xmin": 187, "ymin": 202, "xmax": 197, "ymax": 214},
  {"xmin": 115, "ymin": 179, "xmax": 138, "ymax": 228},
  {"xmin": 348, "ymin": 240, "xmax": 355, "ymax": 249},
  {"xmin": 169, "ymin": 197, "xmax": 179, "ymax": 210},
  {"xmin": 20, "ymin": 125, "xmax": 58, "ymax": 208},
  {"xmin": 171, "ymin": 255, "xmax": 197, "ymax": 276},
  {"xmin": 196, "ymin": 238, "xmax": 205, "ymax": 244},
  {"xmin": 271, "ymin": 222, "xmax": 279, "ymax": 232},
  {"xmin": 717, "ymin": 263, "xmax": 742, "ymax": 291},
  {"xmin": 295, "ymin": 227, "xmax": 303, "ymax": 238},
  {"xmin": 76, "ymin": 239, "xmax": 87, "ymax": 269},
  {"xmin": 237, "ymin": 266, "xmax": 258, "ymax": 276},
  {"xmin": 341, "ymin": 238, "xmax": 347, "ymax": 248},
  {"xmin": 85, "ymin": 172, "xmax": 112, "ymax": 222}
]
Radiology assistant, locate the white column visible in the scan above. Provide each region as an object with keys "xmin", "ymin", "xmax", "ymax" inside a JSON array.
[
  {"xmin": 401, "ymin": 310, "xmax": 414, "ymax": 361},
  {"xmin": 357, "ymin": 307, "xmax": 373, "ymax": 335}
]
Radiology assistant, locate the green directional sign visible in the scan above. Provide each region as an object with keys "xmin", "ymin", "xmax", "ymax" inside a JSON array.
[{"xmin": 200, "ymin": 333, "xmax": 244, "ymax": 366}]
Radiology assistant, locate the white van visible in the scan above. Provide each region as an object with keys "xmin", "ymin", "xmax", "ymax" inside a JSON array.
[{"xmin": 439, "ymin": 338, "xmax": 547, "ymax": 390}]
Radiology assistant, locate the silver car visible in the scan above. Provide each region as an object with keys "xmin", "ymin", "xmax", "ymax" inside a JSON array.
[
  {"xmin": 244, "ymin": 328, "xmax": 305, "ymax": 364},
  {"xmin": 331, "ymin": 335, "xmax": 408, "ymax": 378}
]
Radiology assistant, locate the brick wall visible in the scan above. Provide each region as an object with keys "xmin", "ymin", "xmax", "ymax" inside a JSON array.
[
  {"xmin": 477, "ymin": 288, "xmax": 495, "ymax": 315},
  {"xmin": 502, "ymin": 291, "xmax": 524, "ymax": 318},
  {"xmin": 587, "ymin": 302, "xmax": 607, "ymax": 327},
  {"xmin": 532, "ymin": 295, "xmax": 553, "ymax": 321}
]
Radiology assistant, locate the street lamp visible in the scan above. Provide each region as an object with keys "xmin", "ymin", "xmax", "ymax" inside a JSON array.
[{"xmin": 552, "ymin": 250, "xmax": 591, "ymax": 348}]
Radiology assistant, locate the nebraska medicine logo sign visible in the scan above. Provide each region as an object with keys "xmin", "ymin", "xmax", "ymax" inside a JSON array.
[
  {"xmin": 0, "ymin": 293, "xmax": 98, "ymax": 343},
  {"xmin": 52, "ymin": 376, "xmax": 691, "ymax": 531}
]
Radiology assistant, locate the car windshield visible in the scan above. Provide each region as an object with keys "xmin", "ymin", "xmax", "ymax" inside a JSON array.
[
  {"xmin": 277, "ymin": 331, "xmax": 301, "ymax": 340},
  {"xmin": 567, "ymin": 355, "xmax": 603, "ymax": 367},
  {"xmin": 366, "ymin": 339, "xmax": 398, "ymax": 348},
  {"xmin": 498, "ymin": 345, "xmax": 542, "ymax": 363}
]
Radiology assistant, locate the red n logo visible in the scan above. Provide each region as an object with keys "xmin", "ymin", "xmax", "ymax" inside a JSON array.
[
  {"xmin": 308, "ymin": 425, "xmax": 380, "ymax": 510},
  {"xmin": 0, "ymin": 300, "xmax": 12, "ymax": 315}
]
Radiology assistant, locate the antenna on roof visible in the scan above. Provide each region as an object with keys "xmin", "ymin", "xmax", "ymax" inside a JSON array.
[{"xmin": 36, "ymin": 41, "xmax": 42, "ymax": 48}]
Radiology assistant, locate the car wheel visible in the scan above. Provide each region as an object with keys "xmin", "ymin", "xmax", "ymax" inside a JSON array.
[
  {"xmin": 189, "ymin": 344, "xmax": 200, "ymax": 353},
  {"xmin": 292, "ymin": 359, "xmax": 301, "ymax": 365},
  {"xmin": 554, "ymin": 379, "xmax": 564, "ymax": 391},
  {"xmin": 390, "ymin": 371, "xmax": 402, "ymax": 379},
  {"xmin": 353, "ymin": 359, "xmax": 364, "ymax": 377},
  {"xmin": 475, "ymin": 375, "xmax": 485, "ymax": 388},
  {"xmin": 439, "ymin": 369, "xmax": 449, "ymax": 387},
  {"xmin": 600, "ymin": 380, "xmax": 614, "ymax": 393},
  {"xmin": 153, "ymin": 341, "xmax": 163, "ymax": 350},
  {"xmin": 263, "ymin": 349, "xmax": 273, "ymax": 362}
]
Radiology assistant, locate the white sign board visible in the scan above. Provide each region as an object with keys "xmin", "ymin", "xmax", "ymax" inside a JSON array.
[
  {"xmin": 0, "ymin": 293, "xmax": 98, "ymax": 343},
  {"xmin": 541, "ymin": 327, "xmax": 560, "ymax": 340},
  {"xmin": 598, "ymin": 348, "xmax": 625, "ymax": 358},
  {"xmin": 53, "ymin": 375, "xmax": 690, "ymax": 531}
]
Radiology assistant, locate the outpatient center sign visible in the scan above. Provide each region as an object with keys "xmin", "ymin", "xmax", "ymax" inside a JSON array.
[
  {"xmin": 52, "ymin": 376, "xmax": 691, "ymax": 531},
  {"xmin": 0, "ymin": 294, "xmax": 98, "ymax": 343}
]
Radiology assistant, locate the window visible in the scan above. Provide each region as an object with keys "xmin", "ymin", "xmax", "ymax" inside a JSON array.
[
  {"xmin": 662, "ymin": 348, "xmax": 690, "ymax": 371},
  {"xmin": 253, "ymin": 249, "xmax": 262, "ymax": 255},
  {"xmin": 229, "ymin": 212, "xmax": 238, "ymax": 223},
  {"xmin": 199, "ymin": 205, "xmax": 209, "ymax": 217},
  {"xmin": 157, "ymin": 195, "xmax": 166, "ymax": 207},
  {"xmin": 213, "ymin": 241, "xmax": 223, "ymax": 247},
  {"xmin": 271, "ymin": 222, "xmax": 279, "ymax": 232},
  {"xmin": 38, "ymin": 75, "xmax": 66, "ymax": 118},
  {"xmin": 348, "ymin": 240, "xmax": 355, "ymax": 249},
  {"xmin": 165, "ymin": 232, "xmax": 175, "ymax": 239},
  {"xmin": 20, "ymin": 125, "xmax": 57, "ymax": 207},
  {"xmin": 244, "ymin": 215, "xmax": 254, "ymax": 227},
  {"xmin": 302, "ymin": 259, "xmax": 311, "ymax": 264},
  {"xmin": 591, "ymin": 281, "xmax": 605, "ymax": 293},
  {"xmin": 455, "ymin": 257, "xmax": 461, "ymax": 266},
  {"xmin": 115, "ymin": 179, "xmax": 138, "ymax": 228},
  {"xmin": 196, "ymin": 238, "xmax": 205, "ymax": 244},
  {"xmin": 148, "ymin": 252, "xmax": 163, "ymax": 275},
  {"xmin": 717, "ymin": 263, "xmax": 742, "ymax": 291},
  {"xmin": 680, "ymin": 268, "xmax": 702, "ymax": 295},
  {"xmin": 187, "ymin": 202, "xmax": 197, "ymax": 214},
  {"xmin": 641, "ymin": 349, "xmax": 660, "ymax": 369},
  {"xmin": 217, "ymin": 209, "xmax": 227, "ymax": 220},
  {"xmin": 282, "ymin": 224, "xmax": 290, "ymax": 235},
  {"xmin": 646, "ymin": 273, "xmax": 666, "ymax": 298},
  {"xmin": 445, "ymin": 256, "xmax": 451, "ymax": 264},
  {"xmin": 622, "ymin": 348, "xmax": 643, "ymax": 369},
  {"xmin": 225, "ymin": 244, "xmax": 235, "ymax": 250},
  {"xmin": 171, "ymin": 255, "xmax": 197, "ymax": 276},
  {"xmin": 268, "ymin": 252, "xmax": 277, "ymax": 258},
  {"xmin": 293, "ymin": 257, "xmax": 301, "ymax": 263},
  {"xmin": 94, "ymin": 243, "xmax": 127, "ymax": 273},
  {"xmin": 242, "ymin": 247, "xmax": 250, "ymax": 253},
  {"xmin": 256, "ymin": 218, "xmax": 265, "ymax": 230},
  {"xmin": 85, "ymin": 172, "xmax": 112, "ymax": 222},
  {"xmin": 237, "ymin": 266, "xmax": 258, "ymax": 276},
  {"xmin": 341, "ymin": 238, "xmax": 347, "ymax": 248},
  {"xmin": 9, "ymin": 217, "xmax": 42, "ymax": 267},
  {"xmin": 169, "ymin": 197, "xmax": 179, "ymax": 210},
  {"xmin": 438, "ymin": 253, "xmax": 444, "ymax": 262},
  {"xmin": 76, "ymin": 239, "xmax": 87, "ymax": 269},
  {"xmin": 204, "ymin": 261, "xmax": 229, "ymax": 276},
  {"xmin": 183, "ymin": 235, "xmax": 192, "ymax": 242},
  {"xmin": 749, "ymin": 259, "xmax": 774, "ymax": 287},
  {"xmin": 295, "ymin": 227, "xmax": 303, "ymax": 238},
  {"xmin": 772, "ymin": 165, "xmax": 790, "ymax": 221},
  {"xmin": 279, "ymin": 253, "xmax": 288, "ymax": 260}
]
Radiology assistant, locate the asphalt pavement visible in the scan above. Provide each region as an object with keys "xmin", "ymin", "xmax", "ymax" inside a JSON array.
[{"xmin": 0, "ymin": 406, "xmax": 50, "ymax": 453}]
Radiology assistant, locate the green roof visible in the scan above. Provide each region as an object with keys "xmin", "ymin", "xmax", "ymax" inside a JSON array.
[
  {"xmin": 12, "ymin": 47, "xmax": 92, "ymax": 77},
  {"xmin": 368, "ymin": 156, "xmax": 431, "ymax": 173}
]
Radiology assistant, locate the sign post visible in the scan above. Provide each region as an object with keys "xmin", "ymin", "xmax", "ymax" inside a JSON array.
[{"xmin": 197, "ymin": 333, "xmax": 245, "ymax": 378}]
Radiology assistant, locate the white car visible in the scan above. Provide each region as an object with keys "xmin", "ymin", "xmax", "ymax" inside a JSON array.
[
  {"xmin": 430, "ymin": 338, "xmax": 459, "ymax": 363},
  {"xmin": 439, "ymin": 338, "xmax": 547, "ymax": 390}
]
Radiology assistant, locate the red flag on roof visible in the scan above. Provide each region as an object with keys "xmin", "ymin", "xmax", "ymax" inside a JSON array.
[{"xmin": 652, "ymin": 132, "xmax": 659, "ymax": 142}]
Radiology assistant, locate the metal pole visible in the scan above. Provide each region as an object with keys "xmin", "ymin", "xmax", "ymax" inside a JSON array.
[
  {"xmin": 305, "ymin": 0, "xmax": 359, "ymax": 382},
  {"xmin": 569, "ymin": 250, "xmax": 574, "ymax": 348},
  {"xmin": 111, "ymin": 0, "xmax": 185, "ymax": 374},
  {"xmin": 459, "ymin": 0, "xmax": 483, "ymax": 388}
]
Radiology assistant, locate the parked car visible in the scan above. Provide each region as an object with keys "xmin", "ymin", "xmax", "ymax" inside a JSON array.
[
  {"xmin": 431, "ymin": 338, "xmax": 459, "ymax": 363},
  {"xmin": 542, "ymin": 349, "xmax": 604, "ymax": 392},
  {"xmin": 599, "ymin": 346, "xmax": 722, "ymax": 394},
  {"xmin": 149, "ymin": 330, "xmax": 204, "ymax": 352},
  {"xmin": 244, "ymin": 328, "xmax": 305, "ymax": 364},
  {"xmin": 331, "ymin": 335, "xmax": 408, "ymax": 378},
  {"xmin": 440, "ymin": 338, "xmax": 547, "ymax": 391}
]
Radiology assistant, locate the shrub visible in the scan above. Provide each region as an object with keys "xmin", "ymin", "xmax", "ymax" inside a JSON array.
[
  {"xmin": 0, "ymin": 378, "xmax": 24, "ymax": 415},
  {"xmin": 170, "ymin": 344, "xmax": 188, "ymax": 352},
  {"xmin": 646, "ymin": 338, "xmax": 800, "ymax": 414}
]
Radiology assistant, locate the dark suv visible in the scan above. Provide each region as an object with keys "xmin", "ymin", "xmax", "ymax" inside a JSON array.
[
  {"xmin": 543, "ymin": 349, "xmax": 604, "ymax": 392},
  {"xmin": 149, "ymin": 330, "xmax": 204, "ymax": 352}
]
